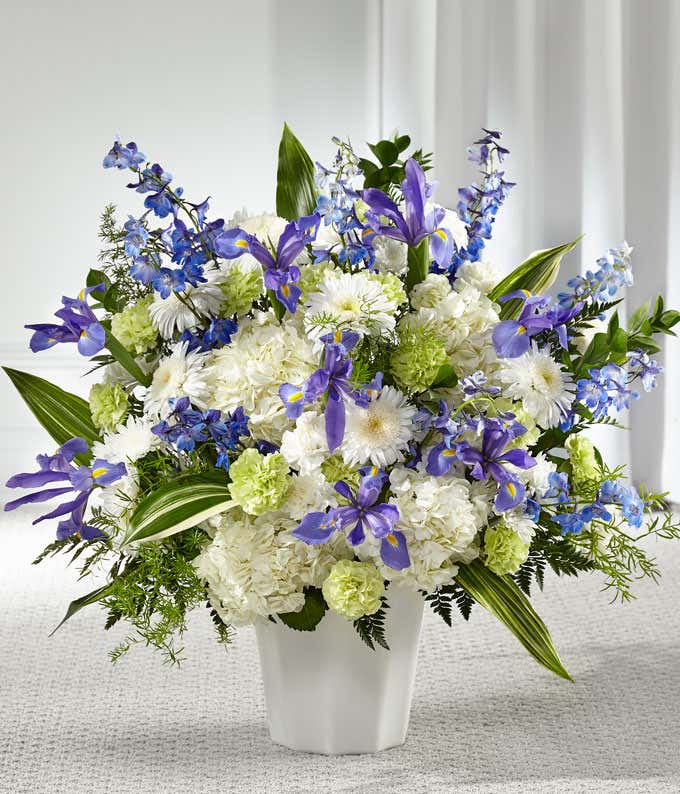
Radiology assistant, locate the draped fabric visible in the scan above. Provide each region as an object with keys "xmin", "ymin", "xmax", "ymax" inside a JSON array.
[{"xmin": 380, "ymin": 0, "xmax": 680, "ymax": 498}]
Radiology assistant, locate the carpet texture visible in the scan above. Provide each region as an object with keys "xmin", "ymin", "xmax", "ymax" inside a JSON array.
[{"xmin": 1, "ymin": 511, "xmax": 679, "ymax": 794}]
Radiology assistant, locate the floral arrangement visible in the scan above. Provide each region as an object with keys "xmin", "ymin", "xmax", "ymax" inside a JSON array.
[{"xmin": 5, "ymin": 126, "xmax": 680, "ymax": 678}]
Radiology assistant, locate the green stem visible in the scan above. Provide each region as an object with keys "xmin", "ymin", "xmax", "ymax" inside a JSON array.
[
  {"xmin": 406, "ymin": 239, "xmax": 430, "ymax": 295},
  {"xmin": 105, "ymin": 331, "xmax": 152, "ymax": 388}
]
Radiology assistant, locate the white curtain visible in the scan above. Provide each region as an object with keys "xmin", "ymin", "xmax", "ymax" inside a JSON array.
[{"xmin": 380, "ymin": 0, "xmax": 680, "ymax": 499}]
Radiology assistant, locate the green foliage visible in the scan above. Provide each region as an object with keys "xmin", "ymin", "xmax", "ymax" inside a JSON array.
[
  {"xmin": 456, "ymin": 559, "xmax": 572, "ymax": 681},
  {"xmin": 359, "ymin": 132, "xmax": 433, "ymax": 195},
  {"xmin": 489, "ymin": 237, "xmax": 582, "ymax": 319},
  {"xmin": 97, "ymin": 204, "xmax": 150, "ymax": 307},
  {"xmin": 353, "ymin": 597, "xmax": 390, "ymax": 650},
  {"xmin": 3, "ymin": 367, "xmax": 101, "ymax": 463},
  {"xmin": 277, "ymin": 587, "xmax": 327, "ymax": 631},
  {"xmin": 276, "ymin": 124, "xmax": 317, "ymax": 221},
  {"xmin": 102, "ymin": 528, "xmax": 213, "ymax": 665},
  {"xmin": 423, "ymin": 582, "xmax": 474, "ymax": 627}
]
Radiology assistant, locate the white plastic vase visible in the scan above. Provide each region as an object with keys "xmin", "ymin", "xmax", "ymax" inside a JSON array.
[{"xmin": 254, "ymin": 586, "xmax": 424, "ymax": 754}]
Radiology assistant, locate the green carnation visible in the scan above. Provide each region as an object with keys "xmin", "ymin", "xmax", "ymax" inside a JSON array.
[
  {"xmin": 220, "ymin": 262, "xmax": 263, "ymax": 316},
  {"xmin": 390, "ymin": 326, "xmax": 448, "ymax": 393},
  {"xmin": 228, "ymin": 449, "xmax": 291, "ymax": 515},
  {"xmin": 89, "ymin": 382, "xmax": 129, "ymax": 432},
  {"xmin": 566, "ymin": 435, "xmax": 599, "ymax": 485},
  {"xmin": 298, "ymin": 261, "xmax": 336, "ymax": 301},
  {"xmin": 368, "ymin": 271, "xmax": 407, "ymax": 307},
  {"xmin": 483, "ymin": 524, "xmax": 530, "ymax": 576},
  {"xmin": 322, "ymin": 560, "xmax": 385, "ymax": 620},
  {"xmin": 110, "ymin": 297, "xmax": 157, "ymax": 355},
  {"xmin": 320, "ymin": 455, "xmax": 361, "ymax": 491}
]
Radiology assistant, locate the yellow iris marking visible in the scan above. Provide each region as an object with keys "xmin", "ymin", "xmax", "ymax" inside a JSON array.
[
  {"xmin": 236, "ymin": 239, "xmax": 249, "ymax": 248},
  {"xmin": 364, "ymin": 227, "xmax": 375, "ymax": 235},
  {"xmin": 386, "ymin": 533, "xmax": 399, "ymax": 547},
  {"xmin": 521, "ymin": 289, "xmax": 531, "ymax": 297},
  {"xmin": 79, "ymin": 288, "xmax": 86, "ymax": 300},
  {"xmin": 506, "ymin": 482, "xmax": 516, "ymax": 496},
  {"xmin": 334, "ymin": 330, "xmax": 342, "ymax": 343},
  {"xmin": 443, "ymin": 449, "xmax": 456, "ymax": 457},
  {"xmin": 80, "ymin": 330, "xmax": 87, "ymax": 337},
  {"xmin": 435, "ymin": 229, "xmax": 448, "ymax": 240},
  {"xmin": 92, "ymin": 467, "xmax": 107, "ymax": 479},
  {"xmin": 281, "ymin": 284, "xmax": 290, "ymax": 297},
  {"xmin": 48, "ymin": 338, "xmax": 55, "ymax": 344},
  {"xmin": 371, "ymin": 466, "xmax": 378, "ymax": 476},
  {"xmin": 288, "ymin": 391, "xmax": 303, "ymax": 402},
  {"xmin": 517, "ymin": 325, "xmax": 527, "ymax": 335}
]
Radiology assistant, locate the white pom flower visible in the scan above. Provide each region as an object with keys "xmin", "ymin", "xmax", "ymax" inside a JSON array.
[
  {"xmin": 280, "ymin": 411, "xmax": 329, "ymax": 475},
  {"xmin": 373, "ymin": 236, "xmax": 408, "ymax": 275},
  {"xmin": 498, "ymin": 344, "xmax": 573, "ymax": 429},
  {"xmin": 145, "ymin": 342, "xmax": 212, "ymax": 416},
  {"xmin": 454, "ymin": 259, "xmax": 502, "ymax": 295},
  {"xmin": 209, "ymin": 313, "xmax": 317, "ymax": 443},
  {"xmin": 149, "ymin": 268, "xmax": 225, "ymax": 339},
  {"xmin": 305, "ymin": 271, "xmax": 397, "ymax": 340},
  {"xmin": 410, "ymin": 273, "xmax": 452, "ymax": 309},
  {"xmin": 91, "ymin": 415, "xmax": 160, "ymax": 464},
  {"xmin": 341, "ymin": 386, "xmax": 416, "ymax": 468}
]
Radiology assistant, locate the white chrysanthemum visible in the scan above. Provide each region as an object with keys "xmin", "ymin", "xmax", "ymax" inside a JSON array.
[
  {"xmin": 454, "ymin": 259, "xmax": 502, "ymax": 295},
  {"xmin": 305, "ymin": 271, "xmax": 397, "ymax": 340},
  {"xmin": 280, "ymin": 411, "xmax": 329, "ymax": 475},
  {"xmin": 357, "ymin": 465, "xmax": 482, "ymax": 592},
  {"xmin": 341, "ymin": 386, "xmax": 416, "ymax": 468},
  {"xmin": 372, "ymin": 236, "xmax": 408, "ymax": 275},
  {"xmin": 194, "ymin": 508, "xmax": 351, "ymax": 626},
  {"xmin": 410, "ymin": 273, "xmax": 452, "ymax": 309},
  {"xmin": 91, "ymin": 414, "xmax": 160, "ymax": 464},
  {"xmin": 209, "ymin": 313, "xmax": 317, "ymax": 443},
  {"xmin": 149, "ymin": 268, "xmax": 225, "ymax": 339},
  {"xmin": 145, "ymin": 342, "xmax": 212, "ymax": 417},
  {"xmin": 498, "ymin": 345, "xmax": 573, "ymax": 429}
]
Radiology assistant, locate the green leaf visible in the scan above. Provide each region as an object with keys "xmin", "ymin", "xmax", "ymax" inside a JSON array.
[
  {"xmin": 124, "ymin": 472, "xmax": 235, "ymax": 545},
  {"xmin": 394, "ymin": 134, "xmax": 411, "ymax": 153},
  {"xmin": 49, "ymin": 583, "xmax": 112, "ymax": 636},
  {"xmin": 105, "ymin": 330, "xmax": 151, "ymax": 387},
  {"xmin": 431, "ymin": 362, "xmax": 458, "ymax": 389},
  {"xmin": 368, "ymin": 140, "xmax": 399, "ymax": 166},
  {"xmin": 277, "ymin": 587, "xmax": 327, "ymax": 631},
  {"xmin": 86, "ymin": 268, "xmax": 112, "ymax": 305},
  {"xmin": 489, "ymin": 236, "xmax": 583, "ymax": 319},
  {"xmin": 275, "ymin": 123, "xmax": 317, "ymax": 221},
  {"xmin": 456, "ymin": 559, "xmax": 572, "ymax": 681},
  {"xmin": 3, "ymin": 367, "xmax": 100, "ymax": 463}
]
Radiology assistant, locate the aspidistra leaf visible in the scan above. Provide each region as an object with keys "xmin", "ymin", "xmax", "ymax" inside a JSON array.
[
  {"xmin": 3, "ymin": 367, "xmax": 100, "ymax": 464},
  {"xmin": 49, "ymin": 583, "xmax": 112, "ymax": 636},
  {"xmin": 124, "ymin": 472, "xmax": 235, "ymax": 545},
  {"xmin": 275, "ymin": 124, "xmax": 317, "ymax": 221},
  {"xmin": 489, "ymin": 236, "xmax": 583, "ymax": 319},
  {"xmin": 456, "ymin": 559, "xmax": 572, "ymax": 681}
]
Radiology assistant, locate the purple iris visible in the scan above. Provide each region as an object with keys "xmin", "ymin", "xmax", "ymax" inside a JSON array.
[
  {"xmin": 4, "ymin": 438, "xmax": 126, "ymax": 540},
  {"xmin": 25, "ymin": 285, "xmax": 106, "ymax": 357},
  {"xmin": 362, "ymin": 158, "xmax": 454, "ymax": 268},
  {"xmin": 279, "ymin": 331, "xmax": 369, "ymax": 451},
  {"xmin": 454, "ymin": 420, "xmax": 536, "ymax": 511},
  {"xmin": 293, "ymin": 472, "xmax": 410, "ymax": 570},
  {"xmin": 215, "ymin": 214, "xmax": 319, "ymax": 313}
]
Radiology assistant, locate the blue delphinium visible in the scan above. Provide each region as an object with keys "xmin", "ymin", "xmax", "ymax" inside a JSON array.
[
  {"xmin": 180, "ymin": 317, "xmax": 238, "ymax": 353},
  {"xmin": 575, "ymin": 364, "xmax": 639, "ymax": 418},
  {"xmin": 558, "ymin": 243, "xmax": 633, "ymax": 308}
]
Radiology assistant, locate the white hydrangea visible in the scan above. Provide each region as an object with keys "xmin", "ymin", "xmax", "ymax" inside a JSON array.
[
  {"xmin": 454, "ymin": 259, "xmax": 502, "ymax": 295},
  {"xmin": 280, "ymin": 411, "xmax": 329, "ymax": 475},
  {"xmin": 208, "ymin": 312, "xmax": 317, "ymax": 443},
  {"xmin": 145, "ymin": 342, "xmax": 213, "ymax": 417},
  {"xmin": 194, "ymin": 507, "xmax": 351, "ymax": 626},
  {"xmin": 305, "ymin": 271, "xmax": 397, "ymax": 340},
  {"xmin": 149, "ymin": 268, "xmax": 225, "ymax": 339},
  {"xmin": 357, "ymin": 465, "xmax": 483, "ymax": 592}
]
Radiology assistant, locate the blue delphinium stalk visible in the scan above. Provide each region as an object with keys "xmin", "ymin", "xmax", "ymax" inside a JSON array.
[
  {"xmin": 558, "ymin": 243, "xmax": 633, "ymax": 309},
  {"xmin": 627, "ymin": 349, "xmax": 663, "ymax": 392},
  {"xmin": 453, "ymin": 129, "xmax": 515, "ymax": 269},
  {"xmin": 4, "ymin": 437, "xmax": 126, "ymax": 539},
  {"xmin": 179, "ymin": 317, "xmax": 238, "ymax": 353},
  {"xmin": 575, "ymin": 363, "xmax": 639, "ymax": 419},
  {"xmin": 292, "ymin": 469, "xmax": 410, "ymax": 570},
  {"xmin": 152, "ymin": 397, "xmax": 249, "ymax": 470},
  {"xmin": 25, "ymin": 285, "xmax": 106, "ymax": 356}
]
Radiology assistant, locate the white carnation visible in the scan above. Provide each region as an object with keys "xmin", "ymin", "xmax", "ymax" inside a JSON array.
[
  {"xmin": 410, "ymin": 273, "xmax": 452, "ymax": 309},
  {"xmin": 280, "ymin": 411, "xmax": 329, "ymax": 475},
  {"xmin": 454, "ymin": 259, "xmax": 502, "ymax": 295},
  {"xmin": 209, "ymin": 313, "xmax": 317, "ymax": 443},
  {"xmin": 373, "ymin": 236, "xmax": 408, "ymax": 275}
]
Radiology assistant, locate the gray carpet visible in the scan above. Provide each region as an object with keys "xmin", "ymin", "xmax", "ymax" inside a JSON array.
[{"xmin": 1, "ymin": 509, "xmax": 679, "ymax": 794}]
